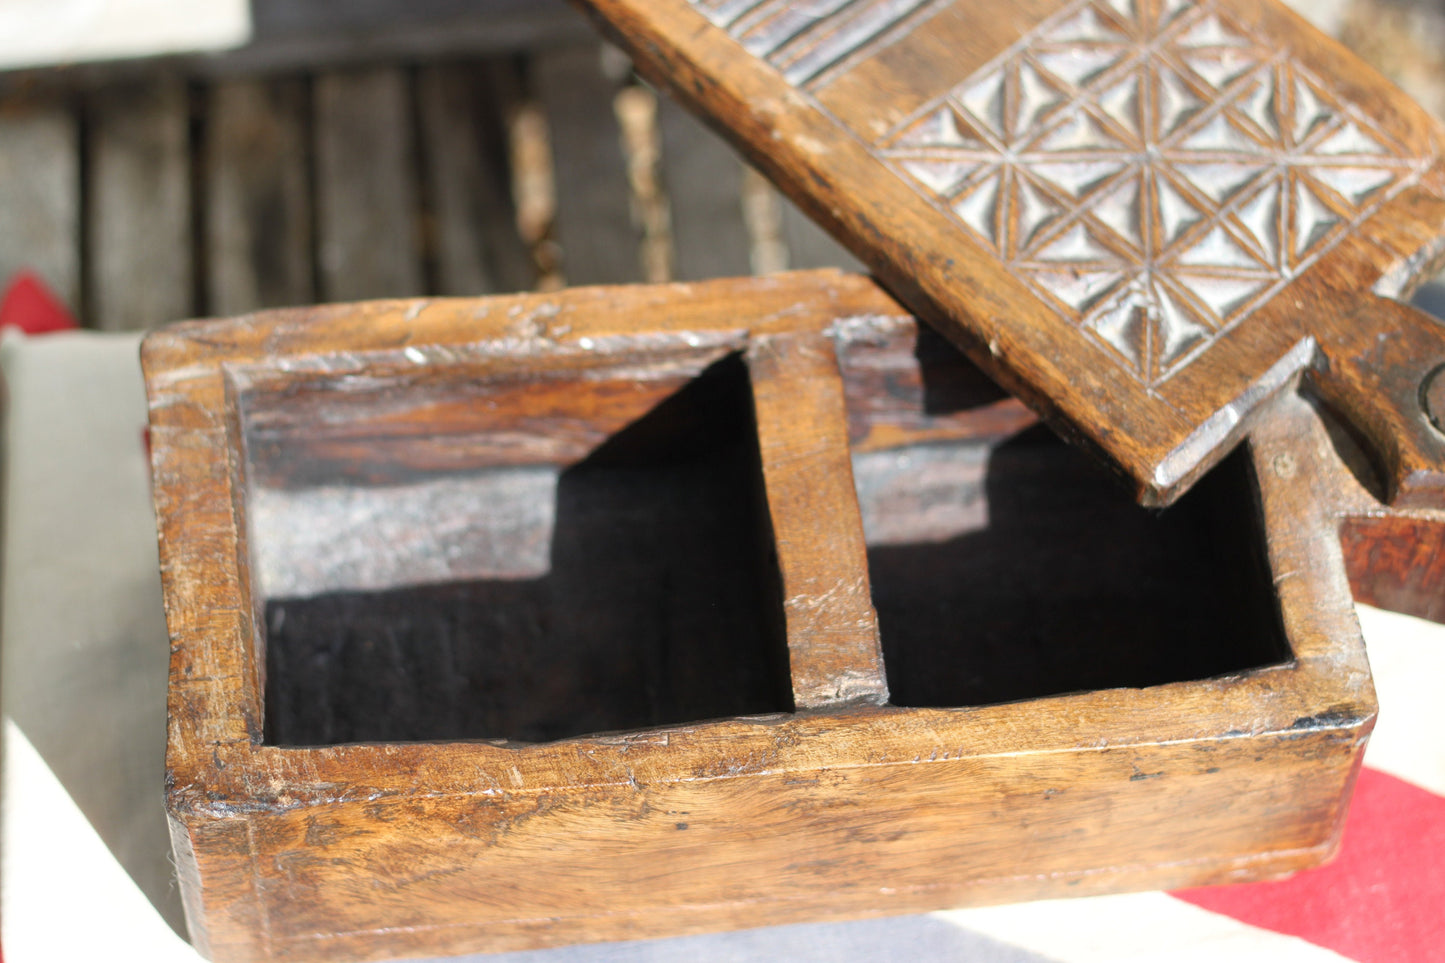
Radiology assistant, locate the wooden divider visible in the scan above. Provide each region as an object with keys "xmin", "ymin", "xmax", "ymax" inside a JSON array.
[{"xmin": 747, "ymin": 329, "xmax": 887, "ymax": 708}]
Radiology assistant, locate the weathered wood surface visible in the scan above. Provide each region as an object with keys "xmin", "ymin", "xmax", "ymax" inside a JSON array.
[
  {"xmin": 834, "ymin": 319, "xmax": 1288, "ymax": 708},
  {"xmin": 2, "ymin": 53, "xmax": 886, "ymax": 330},
  {"xmin": 655, "ymin": 96, "xmax": 753, "ymax": 279},
  {"xmin": 257, "ymin": 351, "xmax": 795, "ymax": 745},
  {"xmin": 533, "ymin": 44, "xmax": 645, "ymax": 284},
  {"xmin": 88, "ymin": 76, "xmax": 193, "ymax": 330},
  {"xmin": 748, "ymin": 329, "xmax": 886, "ymax": 707},
  {"xmin": 313, "ymin": 68, "xmax": 425, "ymax": 302},
  {"xmin": 578, "ymin": 0, "xmax": 1445, "ymax": 508},
  {"xmin": 204, "ymin": 79, "xmax": 314, "ymax": 315},
  {"xmin": 0, "ymin": 89, "xmax": 80, "ymax": 311},
  {"xmin": 141, "ymin": 270, "xmax": 1408, "ymax": 963},
  {"xmin": 417, "ymin": 61, "xmax": 535, "ymax": 295}
]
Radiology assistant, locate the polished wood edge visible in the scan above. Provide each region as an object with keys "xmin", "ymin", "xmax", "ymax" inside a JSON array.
[{"xmin": 139, "ymin": 270, "xmax": 908, "ymax": 376}]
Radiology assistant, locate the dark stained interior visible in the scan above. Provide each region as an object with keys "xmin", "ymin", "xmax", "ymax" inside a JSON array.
[
  {"xmin": 840, "ymin": 325, "xmax": 1293, "ymax": 709},
  {"xmin": 255, "ymin": 354, "xmax": 793, "ymax": 745}
]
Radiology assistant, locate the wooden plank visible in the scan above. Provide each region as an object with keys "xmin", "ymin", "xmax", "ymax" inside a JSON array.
[
  {"xmin": 532, "ymin": 44, "xmax": 643, "ymax": 285},
  {"xmin": 416, "ymin": 61, "xmax": 533, "ymax": 295},
  {"xmin": 655, "ymin": 95, "xmax": 752, "ymax": 280},
  {"xmin": 313, "ymin": 67, "xmax": 424, "ymax": 302},
  {"xmin": 0, "ymin": 91, "xmax": 80, "ymax": 312},
  {"xmin": 747, "ymin": 331, "xmax": 886, "ymax": 708},
  {"xmin": 88, "ymin": 77, "xmax": 193, "ymax": 330},
  {"xmin": 205, "ymin": 79, "xmax": 314, "ymax": 316}
]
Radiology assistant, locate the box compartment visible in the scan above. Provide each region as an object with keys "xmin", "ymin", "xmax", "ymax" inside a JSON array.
[
  {"xmin": 834, "ymin": 324, "xmax": 1292, "ymax": 709},
  {"xmin": 143, "ymin": 275, "xmax": 1379, "ymax": 963},
  {"xmin": 239, "ymin": 351, "xmax": 792, "ymax": 745}
]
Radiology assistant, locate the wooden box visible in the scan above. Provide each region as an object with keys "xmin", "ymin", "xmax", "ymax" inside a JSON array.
[{"xmin": 145, "ymin": 271, "xmax": 1386, "ymax": 963}]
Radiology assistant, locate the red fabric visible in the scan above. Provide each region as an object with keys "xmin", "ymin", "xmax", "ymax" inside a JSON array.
[
  {"xmin": 0, "ymin": 271, "xmax": 77, "ymax": 334},
  {"xmin": 1174, "ymin": 767, "xmax": 1445, "ymax": 962}
]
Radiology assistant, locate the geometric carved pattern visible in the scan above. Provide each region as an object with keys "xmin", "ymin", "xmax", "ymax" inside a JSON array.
[
  {"xmin": 690, "ymin": 0, "xmax": 952, "ymax": 87},
  {"xmin": 874, "ymin": 0, "xmax": 1429, "ymax": 384}
]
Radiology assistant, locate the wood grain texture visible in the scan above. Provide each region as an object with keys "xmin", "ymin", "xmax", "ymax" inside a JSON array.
[
  {"xmin": 1307, "ymin": 295, "xmax": 1445, "ymax": 507},
  {"xmin": 1341, "ymin": 513, "xmax": 1445, "ymax": 623},
  {"xmin": 256, "ymin": 351, "xmax": 793, "ymax": 746},
  {"xmin": 0, "ymin": 89, "xmax": 79, "ymax": 311},
  {"xmin": 205, "ymin": 79, "xmax": 315, "ymax": 315},
  {"xmin": 143, "ymin": 270, "xmax": 1395, "ymax": 963},
  {"xmin": 533, "ymin": 44, "xmax": 645, "ymax": 284},
  {"xmin": 574, "ymin": 0, "xmax": 1445, "ymax": 507},
  {"xmin": 313, "ymin": 68, "xmax": 425, "ymax": 301},
  {"xmin": 416, "ymin": 60, "xmax": 535, "ymax": 294},
  {"xmin": 748, "ymin": 330, "xmax": 886, "ymax": 707},
  {"xmin": 88, "ymin": 76, "xmax": 193, "ymax": 330}
]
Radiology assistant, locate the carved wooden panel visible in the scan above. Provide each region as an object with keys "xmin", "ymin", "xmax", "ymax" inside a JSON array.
[
  {"xmin": 690, "ymin": 0, "xmax": 955, "ymax": 88},
  {"xmin": 584, "ymin": 0, "xmax": 1445, "ymax": 506},
  {"xmin": 865, "ymin": 0, "xmax": 1428, "ymax": 385}
]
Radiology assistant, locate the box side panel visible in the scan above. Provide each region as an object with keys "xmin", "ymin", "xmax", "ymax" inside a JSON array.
[
  {"xmin": 195, "ymin": 724, "xmax": 1365, "ymax": 963},
  {"xmin": 172, "ymin": 813, "xmax": 280, "ymax": 962}
]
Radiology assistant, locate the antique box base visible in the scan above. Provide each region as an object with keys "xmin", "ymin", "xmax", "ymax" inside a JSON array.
[{"xmin": 144, "ymin": 272, "xmax": 1383, "ymax": 963}]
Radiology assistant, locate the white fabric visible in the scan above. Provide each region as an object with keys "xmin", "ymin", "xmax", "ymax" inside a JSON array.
[
  {"xmin": 0, "ymin": 0, "xmax": 248, "ymax": 70},
  {"xmin": 2, "ymin": 719, "xmax": 197, "ymax": 961},
  {"xmin": 1354, "ymin": 604, "xmax": 1445, "ymax": 796},
  {"xmin": 936, "ymin": 891, "xmax": 1353, "ymax": 963}
]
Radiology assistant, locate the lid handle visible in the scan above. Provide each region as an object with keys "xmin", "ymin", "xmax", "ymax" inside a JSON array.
[{"xmin": 1314, "ymin": 296, "xmax": 1445, "ymax": 508}]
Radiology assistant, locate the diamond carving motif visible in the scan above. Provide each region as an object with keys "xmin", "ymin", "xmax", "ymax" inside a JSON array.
[{"xmin": 877, "ymin": 0, "xmax": 1427, "ymax": 384}]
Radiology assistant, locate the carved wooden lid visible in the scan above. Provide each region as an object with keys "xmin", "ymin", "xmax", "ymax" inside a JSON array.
[{"xmin": 580, "ymin": 0, "xmax": 1445, "ymax": 506}]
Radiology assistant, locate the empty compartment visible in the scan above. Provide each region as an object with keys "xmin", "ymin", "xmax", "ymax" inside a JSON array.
[
  {"xmin": 238, "ymin": 350, "xmax": 792, "ymax": 745},
  {"xmin": 837, "ymin": 322, "xmax": 1292, "ymax": 708}
]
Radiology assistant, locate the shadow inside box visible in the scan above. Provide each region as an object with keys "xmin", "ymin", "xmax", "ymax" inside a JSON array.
[
  {"xmin": 261, "ymin": 354, "xmax": 794, "ymax": 747},
  {"xmin": 847, "ymin": 326, "xmax": 1294, "ymax": 709},
  {"xmin": 864, "ymin": 430, "xmax": 1293, "ymax": 708}
]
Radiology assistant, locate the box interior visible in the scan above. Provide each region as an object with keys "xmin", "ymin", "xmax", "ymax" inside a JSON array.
[
  {"xmin": 240, "ymin": 351, "xmax": 793, "ymax": 746},
  {"xmin": 837, "ymin": 325, "xmax": 1293, "ymax": 708},
  {"xmin": 237, "ymin": 323, "xmax": 1294, "ymax": 747}
]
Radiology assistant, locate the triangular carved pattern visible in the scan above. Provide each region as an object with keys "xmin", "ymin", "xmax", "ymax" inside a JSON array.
[{"xmin": 877, "ymin": 0, "xmax": 1428, "ymax": 385}]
